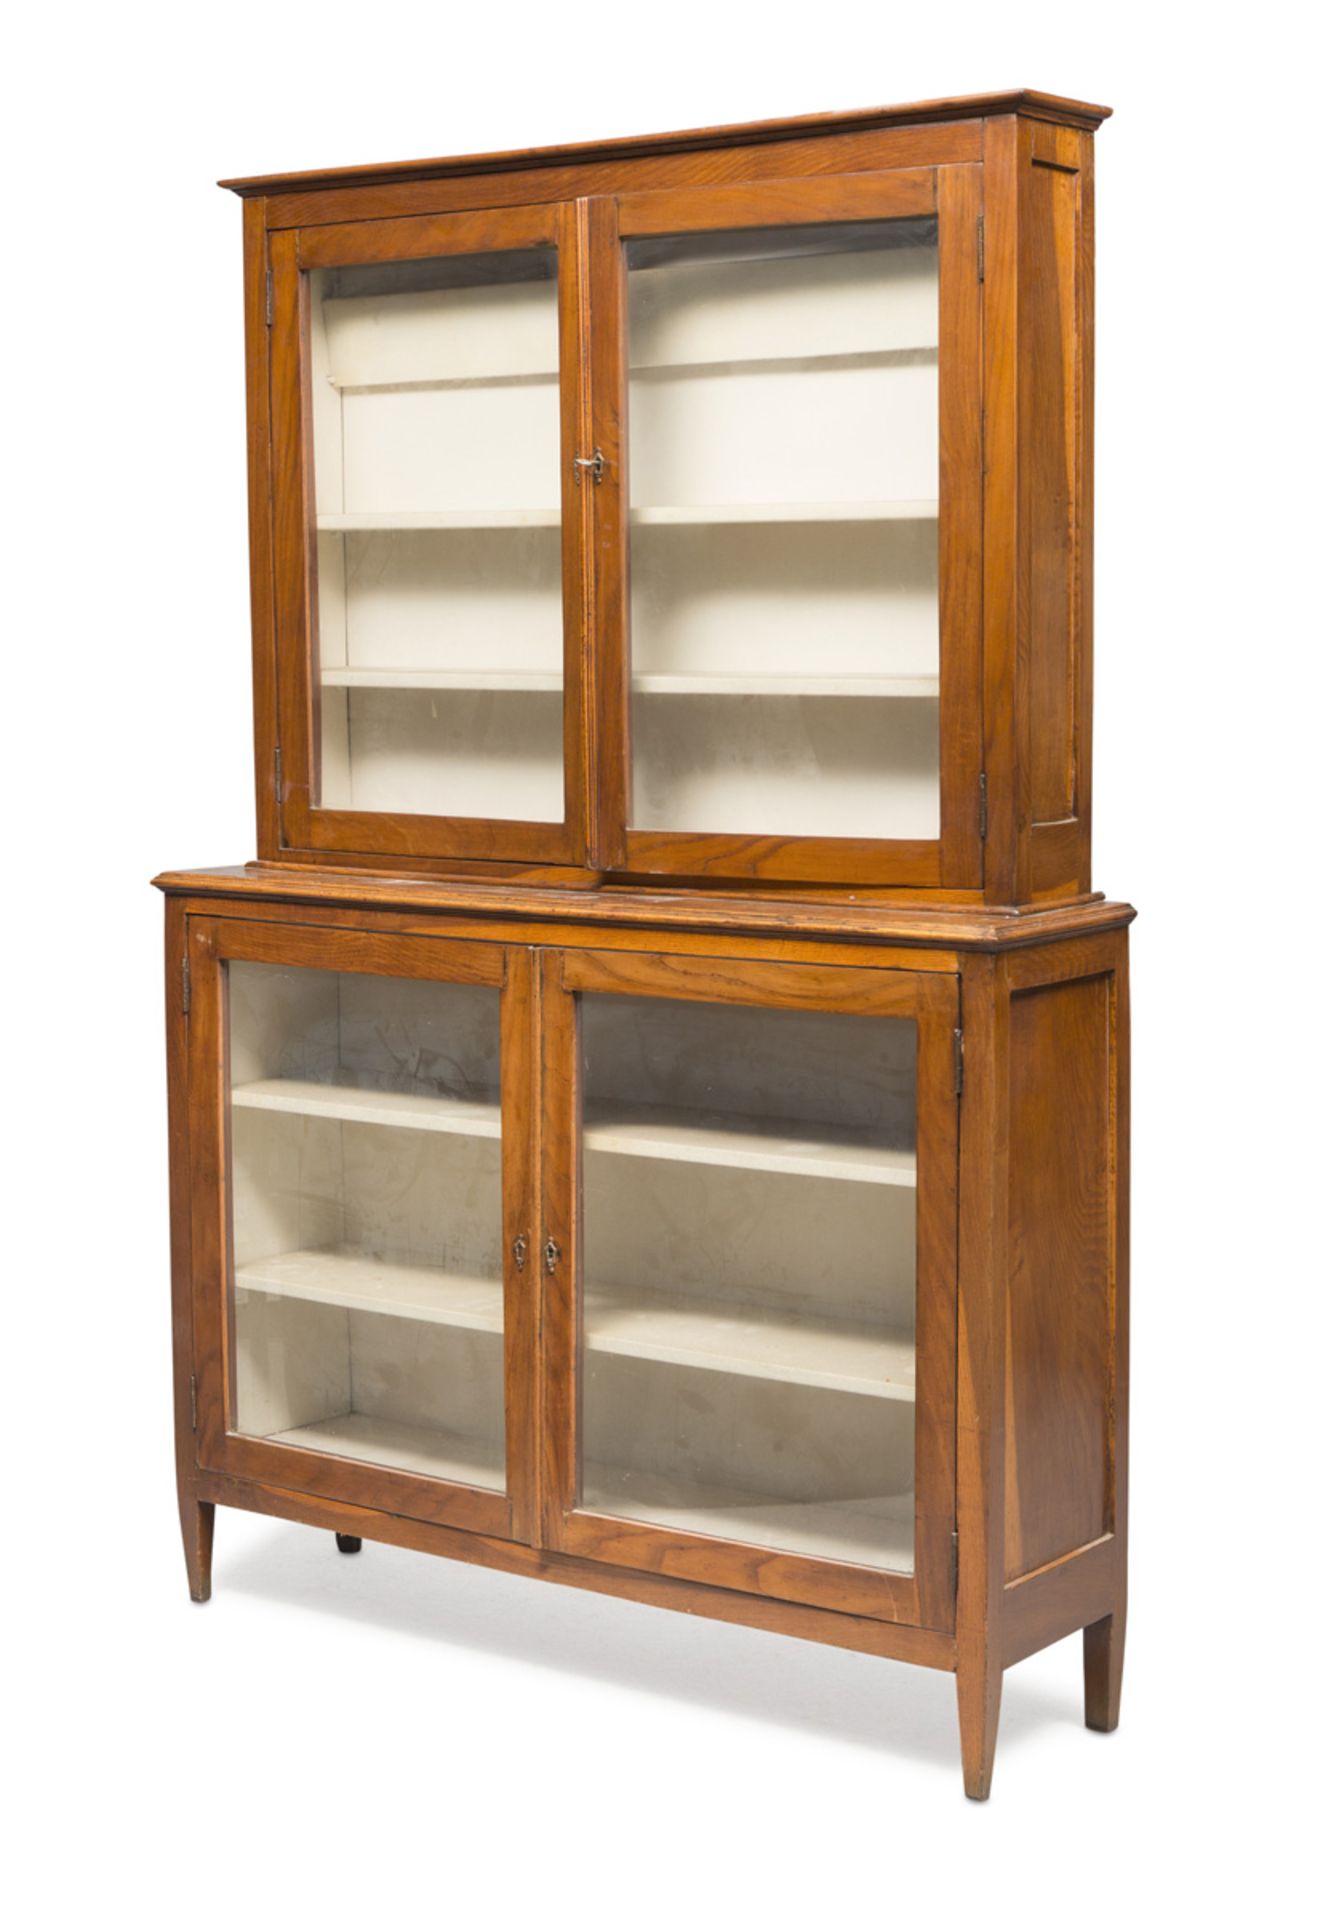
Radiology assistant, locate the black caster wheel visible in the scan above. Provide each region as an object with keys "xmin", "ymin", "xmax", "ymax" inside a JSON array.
[{"xmin": 335, "ymin": 1533, "xmax": 363, "ymax": 1554}]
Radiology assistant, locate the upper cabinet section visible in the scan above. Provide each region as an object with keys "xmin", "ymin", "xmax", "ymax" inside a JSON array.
[{"xmin": 231, "ymin": 91, "xmax": 1109, "ymax": 900}]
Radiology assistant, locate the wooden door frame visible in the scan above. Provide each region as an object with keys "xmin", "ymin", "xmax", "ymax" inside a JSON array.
[
  {"xmin": 266, "ymin": 200, "xmax": 596, "ymax": 868},
  {"xmin": 538, "ymin": 944, "xmax": 959, "ymax": 1630},
  {"xmin": 589, "ymin": 163, "xmax": 984, "ymax": 888},
  {"xmin": 184, "ymin": 912, "xmax": 541, "ymax": 1541}
]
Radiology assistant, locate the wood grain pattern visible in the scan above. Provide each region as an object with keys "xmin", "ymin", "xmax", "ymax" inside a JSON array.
[
  {"xmin": 242, "ymin": 200, "xmax": 281, "ymax": 863},
  {"xmin": 154, "ymin": 863, "xmax": 1134, "ymax": 952},
  {"xmin": 1003, "ymin": 969, "xmax": 1112, "ymax": 1579},
  {"xmin": 501, "ymin": 946, "xmax": 542, "ymax": 1545},
  {"xmin": 616, "ymin": 166, "xmax": 936, "ymax": 236},
  {"xmin": 166, "ymin": 898, "xmax": 214, "ymax": 1601},
  {"xmin": 197, "ymin": 1464, "xmax": 958, "ymax": 1668},
  {"xmin": 954, "ymin": 951, "xmax": 1010, "ymax": 1798},
  {"xmin": 936, "ymin": 163, "xmax": 985, "ymax": 888},
  {"xmin": 297, "ymin": 201, "xmax": 558, "ymax": 268},
  {"xmin": 220, "ymin": 90, "xmax": 1110, "ymax": 199},
  {"xmin": 255, "ymin": 123, "xmax": 982, "ymax": 233},
  {"xmin": 981, "ymin": 116, "xmax": 1096, "ymax": 903}
]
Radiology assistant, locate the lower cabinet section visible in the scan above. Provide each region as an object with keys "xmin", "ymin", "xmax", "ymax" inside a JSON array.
[{"xmin": 165, "ymin": 888, "xmax": 1130, "ymax": 1799}]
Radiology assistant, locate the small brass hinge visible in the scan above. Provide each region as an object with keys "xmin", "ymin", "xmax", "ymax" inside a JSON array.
[
  {"xmin": 274, "ymin": 744, "xmax": 283, "ymax": 805},
  {"xmin": 181, "ymin": 954, "xmax": 192, "ymax": 1016},
  {"xmin": 950, "ymin": 1529, "xmax": 959, "ymax": 1592},
  {"xmin": 953, "ymin": 1028, "xmax": 964, "ymax": 1096},
  {"xmin": 265, "ymin": 270, "xmax": 274, "ymax": 326},
  {"xmin": 979, "ymin": 771, "xmax": 988, "ymax": 840},
  {"xmin": 189, "ymin": 1374, "xmax": 198, "ymax": 1432},
  {"xmin": 976, "ymin": 215, "xmax": 985, "ymax": 282}
]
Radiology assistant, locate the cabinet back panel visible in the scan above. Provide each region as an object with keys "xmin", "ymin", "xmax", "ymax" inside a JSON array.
[
  {"xmin": 630, "ymin": 692, "xmax": 940, "ymax": 838},
  {"xmin": 630, "ymin": 519, "xmax": 937, "ymax": 678},
  {"xmin": 582, "ymin": 992, "xmax": 916, "ymax": 1133},
  {"xmin": 330, "ymin": 686, "xmax": 564, "ymax": 819},
  {"xmin": 319, "ymin": 528, "xmax": 563, "ymax": 674},
  {"xmin": 584, "ymin": 1153, "xmax": 914, "ymax": 1325}
]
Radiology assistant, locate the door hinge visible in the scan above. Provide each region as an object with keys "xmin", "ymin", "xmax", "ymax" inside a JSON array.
[
  {"xmin": 978, "ymin": 771, "xmax": 988, "ymax": 841},
  {"xmin": 189, "ymin": 1374, "xmax": 198, "ymax": 1432},
  {"xmin": 181, "ymin": 953, "xmax": 192, "ymax": 1016},
  {"xmin": 265, "ymin": 270, "xmax": 274, "ymax": 326},
  {"xmin": 950, "ymin": 1529, "xmax": 959, "ymax": 1593},
  {"xmin": 274, "ymin": 744, "xmax": 283, "ymax": 806},
  {"xmin": 953, "ymin": 1028, "xmax": 964, "ymax": 1096},
  {"xmin": 976, "ymin": 215, "xmax": 985, "ymax": 282}
]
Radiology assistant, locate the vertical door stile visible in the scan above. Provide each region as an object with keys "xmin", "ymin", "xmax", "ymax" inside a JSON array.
[
  {"xmin": 501, "ymin": 945, "xmax": 541, "ymax": 1544},
  {"xmin": 910, "ymin": 976, "xmax": 962, "ymax": 1630},
  {"xmin": 585, "ymin": 196, "xmax": 630, "ymax": 869},
  {"xmin": 936, "ymin": 163, "xmax": 987, "ymax": 888},
  {"xmin": 558, "ymin": 200, "xmax": 595, "ymax": 862},
  {"xmin": 538, "ymin": 950, "xmax": 582, "ymax": 1543},
  {"xmin": 268, "ymin": 228, "xmax": 315, "ymax": 851},
  {"xmin": 186, "ymin": 921, "xmax": 228, "ymax": 1468}
]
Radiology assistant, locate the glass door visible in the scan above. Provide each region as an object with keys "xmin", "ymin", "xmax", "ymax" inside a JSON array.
[
  {"xmin": 188, "ymin": 919, "xmax": 537, "ymax": 1538},
  {"xmin": 591, "ymin": 166, "xmax": 984, "ymax": 886},
  {"xmin": 540, "ymin": 949, "xmax": 958, "ymax": 1628},
  {"xmin": 269, "ymin": 203, "xmax": 590, "ymax": 865}
]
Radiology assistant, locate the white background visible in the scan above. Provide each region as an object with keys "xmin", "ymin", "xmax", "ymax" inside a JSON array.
[{"xmin": 6, "ymin": 3, "xmax": 1333, "ymax": 1910}]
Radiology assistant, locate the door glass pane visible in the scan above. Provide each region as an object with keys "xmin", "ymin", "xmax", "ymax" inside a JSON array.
[
  {"xmin": 579, "ymin": 994, "xmax": 917, "ymax": 1571},
  {"xmin": 309, "ymin": 249, "xmax": 564, "ymax": 821},
  {"xmin": 626, "ymin": 218, "xmax": 939, "ymax": 840},
  {"xmin": 227, "ymin": 961, "xmax": 505, "ymax": 1489}
]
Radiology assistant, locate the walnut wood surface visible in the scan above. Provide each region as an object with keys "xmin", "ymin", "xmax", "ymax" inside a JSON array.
[
  {"xmin": 167, "ymin": 93, "xmax": 1127, "ymax": 1802},
  {"xmin": 236, "ymin": 96, "xmax": 1106, "ymax": 900},
  {"xmin": 165, "ymin": 883, "xmax": 1130, "ymax": 1799},
  {"xmin": 154, "ymin": 863, "xmax": 1134, "ymax": 952},
  {"xmin": 219, "ymin": 90, "xmax": 1111, "ymax": 198}
]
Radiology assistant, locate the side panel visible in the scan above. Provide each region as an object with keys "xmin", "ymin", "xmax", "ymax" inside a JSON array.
[
  {"xmin": 1020, "ymin": 121, "xmax": 1092, "ymax": 895},
  {"xmin": 1003, "ymin": 969, "xmax": 1113, "ymax": 1577},
  {"xmin": 982, "ymin": 116, "xmax": 1094, "ymax": 903},
  {"xmin": 956, "ymin": 927, "xmax": 1128, "ymax": 1727}
]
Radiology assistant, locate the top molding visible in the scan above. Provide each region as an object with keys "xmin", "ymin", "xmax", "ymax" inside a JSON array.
[{"xmin": 218, "ymin": 89, "xmax": 1113, "ymax": 197}]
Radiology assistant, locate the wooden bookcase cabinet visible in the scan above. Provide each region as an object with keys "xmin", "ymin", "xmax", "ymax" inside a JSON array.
[
  {"xmin": 230, "ymin": 88, "xmax": 1108, "ymax": 897},
  {"xmin": 159, "ymin": 90, "xmax": 1130, "ymax": 1803}
]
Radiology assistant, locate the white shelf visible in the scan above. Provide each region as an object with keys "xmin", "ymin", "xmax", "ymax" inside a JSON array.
[
  {"xmin": 232, "ymin": 1079, "xmax": 501, "ymax": 1139},
  {"xmin": 232, "ymin": 1079, "xmax": 912, "ymax": 1186},
  {"xmin": 585, "ymin": 1101, "xmax": 916, "ymax": 1186},
  {"xmin": 586, "ymin": 1287, "xmax": 914, "ymax": 1399},
  {"xmin": 631, "ymin": 499, "xmax": 938, "ymax": 526},
  {"xmin": 324, "ymin": 346, "xmax": 936, "ymax": 393},
  {"xmin": 266, "ymin": 1412, "xmax": 506, "ymax": 1489},
  {"xmin": 580, "ymin": 1462, "xmax": 914, "ymax": 1571},
  {"xmin": 323, "ymin": 667, "xmax": 564, "ymax": 692},
  {"xmin": 318, "ymin": 509, "xmax": 561, "ymax": 531},
  {"xmin": 317, "ymin": 499, "xmax": 937, "ymax": 534},
  {"xmin": 237, "ymin": 1247, "xmax": 503, "ymax": 1332},
  {"xmin": 321, "ymin": 667, "xmax": 938, "ymax": 699}
]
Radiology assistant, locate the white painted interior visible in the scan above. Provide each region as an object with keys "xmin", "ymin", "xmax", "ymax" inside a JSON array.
[
  {"xmin": 309, "ymin": 256, "xmax": 565, "ymax": 819},
  {"xmin": 578, "ymin": 993, "xmax": 918, "ymax": 1571},
  {"xmin": 229, "ymin": 963, "xmax": 506, "ymax": 1488},
  {"xmin": 626, "ymin": 218, "xmax": 941, "ymax": 840},
  {"xmin": 225, "ymin": 964, "xmax": 921, "ymax": 1569},
  {"xmin": 303, "ymin": 221, "xmax": 942, "ymax": 839}
]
